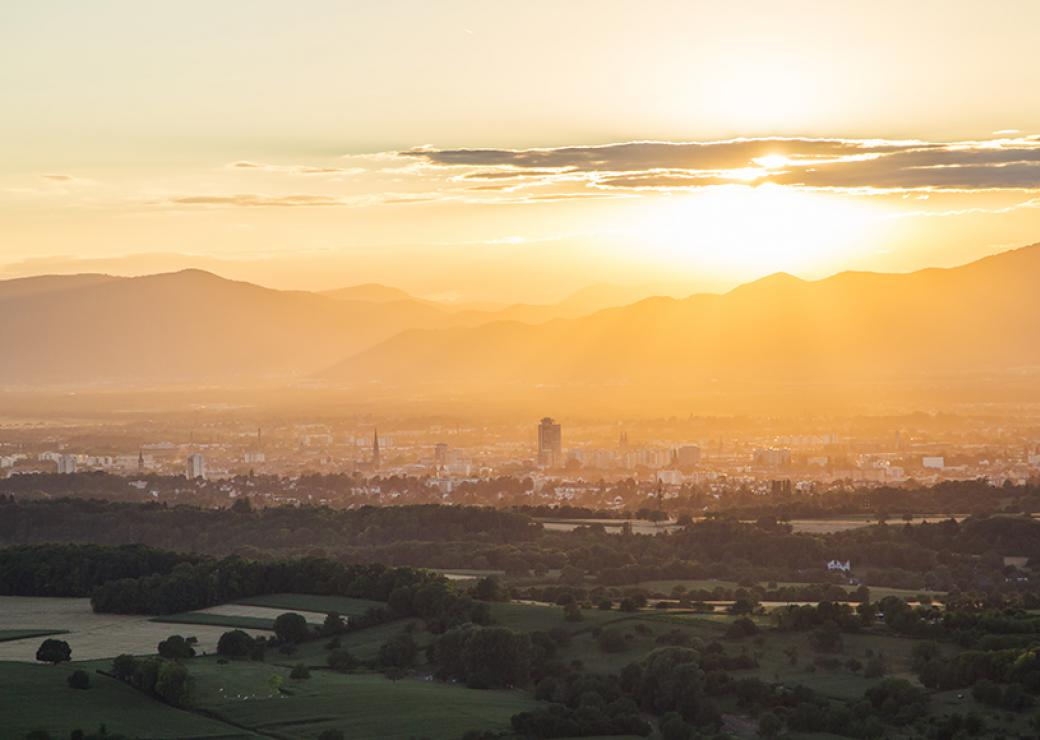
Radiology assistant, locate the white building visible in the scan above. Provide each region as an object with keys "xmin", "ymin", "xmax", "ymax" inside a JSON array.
[
  {"xmin": 922, "ymin": 456, "xmax": 945, "ymax": 470},
  {"xmin": 56, "ymin": 454, "xmax": 77, "ymax": 474},
  {"xmin": 826, "ymin": 559, "xmax": 851, "ymax": 573},
  {"xmin": 186, "ymin": 453, "xmax": 206, "ymax": 480}
]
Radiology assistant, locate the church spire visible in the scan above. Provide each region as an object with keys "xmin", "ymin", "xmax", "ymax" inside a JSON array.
[{"xmin": 372, "ymin": 427, "xmax": 381, "ymax": 470}]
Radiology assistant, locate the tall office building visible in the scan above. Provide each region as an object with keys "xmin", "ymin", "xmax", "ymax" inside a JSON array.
[
  {"xmin": 537, "ymin": 417, "xmax": 562, "ymax": 467},
  {"xmin": 676, "ymin": 445, "xmax": 701, "ymax": 467},
  {"xmin": 186, "ymin": 453, "xmax": 206, "ymax": 480},
  {"xmin": 56, "ymin": 454, "xmax": 77, "ymax": 474}
]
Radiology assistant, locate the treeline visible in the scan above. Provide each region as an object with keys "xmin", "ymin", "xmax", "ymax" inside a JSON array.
[
  {"xmin": 0, "ymin": 497, "xmax": 539, "ymax": 554},
  {"xmin": 0, "ymin": 543, "xmax": 198, "ymax": 597},
  {"xmin": 2, "ymin": 497, "xmax": 1038, "ymax": 594}
]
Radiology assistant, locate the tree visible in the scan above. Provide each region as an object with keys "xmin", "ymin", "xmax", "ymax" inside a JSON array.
[
  {"xmin": 810, "ymin": 622, "xmax": 842, "ymax": 653},
  {"xmin": 659, "ymin": 711, "xmax": 693, "ymax": 740},
  {"xmin": 564, "ymin": 602, "xmax": 584, "ymax": 622},
  {"xmin": 154, "ymin": 660, "xmax": 191, "ymax": 706},
  {"xmin": 112, "ymin": 654, "xmax": 137, "ymax": 681},
  {"xmin": 290, "ymin": 663, "xmax": 310, "ymax": 680},
  {"xmin": 328, "ymin": 649, "xmax": 358, "ymax": 671},
  {"xmin": 67, "ymin": 669, "xmax": 91, "ymax": 689},
  {"xmin": 321, "ymin": 611, "xmax": 346, "ymax": 636},
  {"xmin": 473, "ymin": 576, "xmax": 507, "ymax": 602},
  {"xmin": 459, "ymin": 627, "xmax": 532, "ymax": 688},
  {"xmin": 598, "ymin": 626, "xmax": 629, "ymax": 653},
  {"xmin": 864, "ymin": 655, "xmax": 887, "ymax": 678},
  {"xmin": 758, "ymin": 711, "xmax": 782, "ymax": 738},
  {"xmin": 157, "ymin": 634, "xmax": 196, "ymax": 660},
  {"xmin": 216, "ymin": 629, "xmax": 255, "ymax": 658},
  {"xmin": 36, "ymin": 638, "xmax": 71, "ymax": 665},
  {"xmin": 378, "ymin": 633, "xmax": 418, "ymax": 668},
  {"xmin": 273, "ymin": 612, "xmax": 310, "ymax": 644}
]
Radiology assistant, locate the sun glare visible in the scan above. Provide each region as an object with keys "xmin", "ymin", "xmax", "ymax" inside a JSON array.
[{"xmin": 620, "ymin": 184, "xmax": 890, "ymax": 279}]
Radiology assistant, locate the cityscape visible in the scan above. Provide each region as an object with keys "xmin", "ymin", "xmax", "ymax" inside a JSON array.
[{"xmin": 4, "ymin": 2, "xmax": 1040, "ymax": 740}]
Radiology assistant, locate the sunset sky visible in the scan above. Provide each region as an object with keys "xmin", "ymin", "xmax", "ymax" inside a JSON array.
[{"xmin": 3, "ymin": 0, "xmax": 1040, "ymax": 302}]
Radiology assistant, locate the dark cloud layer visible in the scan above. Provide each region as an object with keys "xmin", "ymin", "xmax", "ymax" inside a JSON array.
[{"xmin": 403, "ymin": 136, "xmax": 1040, "ymax": 191}]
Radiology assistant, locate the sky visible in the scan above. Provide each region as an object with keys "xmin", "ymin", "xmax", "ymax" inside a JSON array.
[{"xmin": 3, "ymin": 0, "xmax": 1040, "ymax": 303}]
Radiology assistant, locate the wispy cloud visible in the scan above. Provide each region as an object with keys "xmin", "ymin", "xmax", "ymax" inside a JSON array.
[
  {"xmin": 169, "ymin": 194, "xmax": 349, "ymax": 207},
  {"xmin": 226, "ymin": 161, "xmax": 363, "ymax": 176}
]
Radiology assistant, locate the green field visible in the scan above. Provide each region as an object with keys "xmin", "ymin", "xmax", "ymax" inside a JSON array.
[
  {"xmin": 190, "ymin": 659, "xmax": 540, "ymax": 739},
  {"xmin": 234, "ymin": 593, "xmax": 386, "ymax": 616},
  {"xmin": 152, "ymin": 613, "xmax": 277, "ymax": 631},
  {"xmin": 280, "ymin": 618, "xmax": 426, "ymax": 667},
  {"xmin": 487, "ymin": 600, "xmax": 622, "ymax": 633},
  {"xmin": 0, "ymin": 661, "xmax": 252, "ymax": 739},
  {"xmin": 0, "ymin": 629, "xmax": 68, "ymax": 643}
]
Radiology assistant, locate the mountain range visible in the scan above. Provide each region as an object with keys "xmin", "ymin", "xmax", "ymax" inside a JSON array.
[{"xmin": 2, "ymin": 244, "xmax": 1039, "ymax": 391}]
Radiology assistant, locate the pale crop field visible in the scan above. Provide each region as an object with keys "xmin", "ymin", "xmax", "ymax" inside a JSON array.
[
  {"xmin": 193, "ymin": 603, "xmax": 329, "ymax": 624},
  {"xmin": 0, "ymin": 596, "xmax": 270, "ymax": 662}
]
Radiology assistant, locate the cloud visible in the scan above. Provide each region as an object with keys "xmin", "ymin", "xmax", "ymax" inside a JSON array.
[
  {"xmin": 41, "ymin": 174, "xmax": 75, "ymax": 182},
  {"xmin": 226, "ymin": 161, "xmax": 362, "ymax": 176},
  {"xmin": 400, "ymin": 135, "xmax": 1040, "ymax": 192},
  {"xmin": 169, "ymin": 194, "xmax": 348, "ymax": 207}
]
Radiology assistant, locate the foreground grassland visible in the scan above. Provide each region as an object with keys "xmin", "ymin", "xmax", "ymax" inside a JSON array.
[
  {"xmin": 191, "ymin": 659, "xmax": 540, "ymax": 739},
  {"xmin": 0, "ymin": 661, "xmax": 251, "ymax": 739},
  {"xmin": 1, "ymin": 592, "xmax": 1032, "ymax": 740}
]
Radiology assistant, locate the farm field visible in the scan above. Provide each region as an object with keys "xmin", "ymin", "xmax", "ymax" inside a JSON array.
[
  {"xmin": 154, "ymin": 604, "xmax": 331, "ymax": 632},
  {"xmin": 284, "ymin": 618, "xmax": 426, "ymax": 666},
  {"xmin": 0, "ymin": 629, "xmax": 67, "ymax": 643},
  {"xmin": 189, "ymin": 658, "xmax": 541, "ymax": 739},
  {"xmin": 0, "ymin": 596, "xmax": 269, "ymax": 662},
  {"xmin": 0, "ymin": 660, "xmax": 253, "ymax": 739},
  {"xmin": 234, "ymin": 593, "xmax": 386, "ymax": 616}
]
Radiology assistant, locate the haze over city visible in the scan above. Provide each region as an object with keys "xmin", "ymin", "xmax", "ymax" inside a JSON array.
[{"xmin": 4, "ymin": 3, "xmax": 1040, "ymax": 740}]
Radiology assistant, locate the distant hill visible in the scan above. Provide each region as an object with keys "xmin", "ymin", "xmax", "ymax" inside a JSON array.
[
  {"xmin": 326, "ymin": 243, "xmax": 1040, "ymax": 392},
  {"xmin": 0, "ymin": 270, "xmax": 463, "ymax": 385},
  {"xmin": 321, "ymin": 283, "xmax": 422, "ymax": 304},
  {"xmin": 0, "ymin": 269, "xmax": 641, "ymax": 386},
  {"xmin": 7, "ymin": 245, "xmax": 1040, "ymax": 392}
]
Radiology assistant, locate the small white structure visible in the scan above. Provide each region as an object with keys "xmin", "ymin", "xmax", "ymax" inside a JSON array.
[
  {"xmin": 826, "ymin": 559, "xmax": 851, "ymax": 573},
  {"xmin": 922, "ymin": 456, "xmax": 945, "ymax": 470}
]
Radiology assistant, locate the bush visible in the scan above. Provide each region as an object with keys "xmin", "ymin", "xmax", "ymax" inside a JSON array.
[
  {"xmin": 328, "ymin": 649, "xmax": 358, "ymax": 671},
  {"xmin": 273, "ymin": 612, "xmax": 311, "ymax": 644},
  {"xmin": 36, "ymin": 638, "xmax": 72, "ymax": 665},
  {"xmin": 864, "ymin": 656, "xmax": 887, "ymax": 678},
  {"xmin": 290, "ymin": 663, "xmax": 310, "ymax": 680},
  {"xmin": 725, "ymin": 617, "xmax": 759, "ymax": 639},
  {"xmin": 598, "ymin": 626, "xmax": 629, "ymax": 653},
  {"xmin": 216, "ymin": 629, "xmax": 255, "ymax": 658},
  {"xmin": 378, "ymin": 633, "xmax": 419, "ymax": 668},
  {"xmin": 157, "ymin": 634, "xmax": 196, "ymax": 660},
  {"xmin": 67, "ymin": 669, "xmax": 91, "ymax": 689}
]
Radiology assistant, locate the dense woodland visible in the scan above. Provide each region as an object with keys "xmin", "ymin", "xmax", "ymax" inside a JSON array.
[{"xmin": 1, "ymin": 497, "xmax": 1038, "ymax": 596}]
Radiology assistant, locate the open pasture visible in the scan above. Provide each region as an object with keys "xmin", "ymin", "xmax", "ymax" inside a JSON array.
[
  {"xmin": 0, "ymin": 596, "xmax": 268, "ymax": 662},
  {"xmin": 0, "ymin": 660, "xmax": 252, "ymax": 739},
  {"xmin": 190, "ymin": 658, "xmax": 540, "ymax": 739}
]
